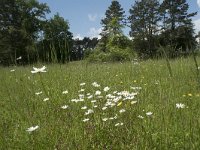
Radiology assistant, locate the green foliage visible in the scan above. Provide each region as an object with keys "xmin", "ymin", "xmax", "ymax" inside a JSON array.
[
  {"xmin": 107, "ymin": 35, "xmax": 131, "ymax": 49},
  {"xmin": 72, "ymin": 37, "xmax": 99, "ymax": 61},
  {"xmin": 88, "ymin": 33, "xmax": 136, "ymax": 62},
  {"xmin": 87, "ymin": 46, "xmax": 136, "ymax": 62},
  {"xmin": 38, "ymin": 13, "xmax": 73, "ymax": 63},
  {"xmin": 0, "ymin": 0, "xmax": 50, "ymax": 65},
  {"xmin": 108, "ymin": 46, "xmax": 135, "ymax": 61},
  {"xmin": 87, "ymin": 51, "xmax": 109, "ymax": 62}
]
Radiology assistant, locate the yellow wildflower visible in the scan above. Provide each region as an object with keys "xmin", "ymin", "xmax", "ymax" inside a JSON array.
[{"xmin": 117, "ymin": 102, "xmax": 122, "ymax": 106}]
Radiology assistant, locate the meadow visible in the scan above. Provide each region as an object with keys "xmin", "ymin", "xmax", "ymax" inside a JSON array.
[{"xmin": 0, "ymin": 57, "xmax": 200, "ymax": 149}]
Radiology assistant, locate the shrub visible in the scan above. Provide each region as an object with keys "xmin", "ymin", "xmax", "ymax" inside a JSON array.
[{"xmin": 87, "ymin": 46, "xmax": 136, "ymax": 62}]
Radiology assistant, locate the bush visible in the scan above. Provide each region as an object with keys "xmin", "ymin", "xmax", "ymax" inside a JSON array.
[
  {"xmin": 86, "ymin": 34, "xmax": 137, "ymax": 62},
  {"xmin": 87, "ymin": 46, "xmax": 136, "ymax": 62}
]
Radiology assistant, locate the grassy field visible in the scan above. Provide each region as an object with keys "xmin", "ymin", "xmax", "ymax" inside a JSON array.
[{"xmin": 1, "ymin": 57, "xmax": 200, "ymax": 149}]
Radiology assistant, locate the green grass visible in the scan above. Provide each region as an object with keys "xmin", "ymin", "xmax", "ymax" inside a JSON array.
[{"xmin": 1, "ymin": 57, "xmax": 200, "ymax": 149}]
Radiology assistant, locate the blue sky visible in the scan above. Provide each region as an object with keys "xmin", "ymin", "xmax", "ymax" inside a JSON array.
[{"xmin": 38, "ymin": 0, "xmax": 200, "ymax": 39}]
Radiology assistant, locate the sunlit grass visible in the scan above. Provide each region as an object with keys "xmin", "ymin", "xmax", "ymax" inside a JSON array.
[{"xmin": 0, "ymin": 57, "xmax": 200, "ymax": 149}]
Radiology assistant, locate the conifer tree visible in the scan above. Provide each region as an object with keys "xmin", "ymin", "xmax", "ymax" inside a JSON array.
[
  {"xmin": 101, "ymin": 0, "xmax": 125, "ymax": 36},
  {"xmin": 160, "ymin": 0, "xmax": 197, "ymax": 56},
  {"xmin": 98, "ymin": 0, "xmax": 126, "ymax": 52},
  {"xmin": 129, "ymin": 0, "xmax": 161, "ymax": 58}
]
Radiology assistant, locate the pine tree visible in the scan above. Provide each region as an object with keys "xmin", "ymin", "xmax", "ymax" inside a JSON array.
[
  {"xmin": 129, "ymin": 0, "xmax": 161, "ymax": 58},
  {"xmin": 101, "ymin": 0, "xmax": 125, "ymax": 36},
  {"xmin": 98, "ymin": 0, "xmax": 125, "ymax": 52},
  {"xmin": 160, "ymin": 0, "xmax": 197, "ymax": 56}
]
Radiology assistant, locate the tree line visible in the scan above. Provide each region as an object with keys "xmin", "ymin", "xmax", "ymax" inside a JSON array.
[{"xmin": 0, "ymin": 0, "xmax": 199, "ymax": 65}]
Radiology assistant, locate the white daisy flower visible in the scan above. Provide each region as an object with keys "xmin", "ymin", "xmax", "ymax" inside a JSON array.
[
  {"xmin": 110, "ymin": 114, "xmax": 118, "ymax": 120},
  {"xmin": 16, "ymin": 56, "xmax": 22, "ymax": 60},
  {"xmin": 92, "ymin": 82, "xmax": 100, "ymax": 87},
  {"xmin": 35, "ymin": 91, "xmax": 42, "ymax": 95},
  {"xmin": 79, "ymin": 94, "xmax": 84, "ymax": 99},
  {"xmin": 106, "ymin": 94, "xmax": 115, "ymax": 99},
  {"xmin": 85, "ymin": 109, "xmax": 94, "ymax": 115},
  {"xmin": 80, "ymin": 83, "xmax": 86, "ymax": 86},
  {"xmin": 71, "ymin": 99, "xmax": 78, "ymax": 102},
  {"xmin": 43, "ymin": 98, "xmax": 49, "ymax": 102},
  {"xmin": 138, "ymin": 115, "xmax": 144, "ymax": 119},
  {"xmin": 62, "ymin": 90, "xmax": 68, "ymax": 94},
  {"xmin": 119, "ymin": 109, "xmax": 126, "ymax": 113},
  {"xmin": 26, "ymin": 125, "xmax": 39, "ymax": 133},
  {"xmin": 115, "ymin": 123, "xmax": 123, "ymax": 126},
  {"xmin": 61, "ymin": 105, "xmax": 68, "ymax": 109},
  {"xmin": 87, "ymin": 95, "xmax": 93, "ymax": 99},
  {"xmin": 176, "ymin": 103, "xmax": 185, "ymax": 109},
  {"xmin": 124, "ymin": 95, "xmax": 135, "ymax": 100},
  {"xmin": 102, "ymin": 107, "xmax": 107, "ymax": 110},
  {"xmin": 113, "ymin": 91, "xmax": 118, "ymax": 94},
  {"xmin": 109, "ymin": 114, "xmax": 117, "ymax": 120},
  {"xmin": 83, "ymin": 118, "xmax": 89, "ymax": 122},
  {"xmin": 71, "ymin": 99, "xmax": 84, "ymax": 103},
  {"xmin": 81, "ymin": 106, "xmax": 87, "ymax": 110},
  {"xmin": 78, "ymin": 89, "xmax": 85, "ymax": 92},
  {"xmin": 104, "ymin": 87, "xmax": 110, "ymax": 92},
  {"xmin": 79, "ymin": 99, "xmax": 84, "ymax": 102},
  {"xmin": 10, "ymin": 69, "xmax": 15, "ymax": 72},
  {"xmin": 31, "ymin": 66, "xmax": 47, "ymax": 74},
  {"xmin": 102, "ymin": 118, "xmax": 108, "ymax": 121},
  {"xmin": 91, "ymin": 100, "xmax": 96, "ymax": 103},
  {"xmin": 95, "ymin": 90, "xmax": 101, "ymax": 95},
  {"xmin": 131, "ymin": 101, "xmax": 137, "ymax": 104},
  {"xmin": 146, "ymin": 112, "xmax": 153, "ymax": 116}
]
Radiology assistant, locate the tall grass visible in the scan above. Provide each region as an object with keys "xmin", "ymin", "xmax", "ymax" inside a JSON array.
[{"xmin": 0, "ymin": 57, "xmax": 200, "ymax": 149}]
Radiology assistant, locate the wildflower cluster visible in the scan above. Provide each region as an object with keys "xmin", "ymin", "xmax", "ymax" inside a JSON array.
[{"xmin": 63, "ymin": 81, "xmax": 143, "ymax": 127}]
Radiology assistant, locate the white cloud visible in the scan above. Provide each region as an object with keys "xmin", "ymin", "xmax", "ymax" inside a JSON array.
[
  {"xmin": 88, "ymin": 27, "xmax": 102, "ymax": 39},
  {"xmin": 193, "ymin": 18, "xmax": 200, "ymax": 34},
  {"xmin": 197, "ymin": 0, "xmax": 200, "ymax": 8},
  {"xmin": 73, "ymin": 34, "xmax": 83, "ymax": 40},
  {"xmin": 88, "ymin": 14, "xmax": 97, "ymax": 22}
]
